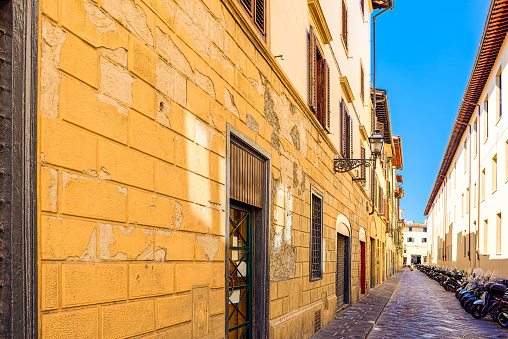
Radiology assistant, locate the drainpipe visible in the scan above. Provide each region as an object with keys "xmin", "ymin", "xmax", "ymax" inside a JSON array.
[
  {"xmin": 372, "ymin": 2, "xmax": 394, "ymax": 113},
  {"xmin": 462, "ymin": 99, "xmax": 480, "ymax": 266},
  {"xmin": 477, "ymin": 105, "xmax": 481, "ymax": 265}
]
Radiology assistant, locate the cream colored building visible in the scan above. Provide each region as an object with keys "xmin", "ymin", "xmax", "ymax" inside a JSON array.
[
  {"xmin": 402, "ymin": 222, "xmax": 428, "ymax": 265},
  {"xmin": 425, "ymin": 0, "xmax": 508, "ymax": 277}
]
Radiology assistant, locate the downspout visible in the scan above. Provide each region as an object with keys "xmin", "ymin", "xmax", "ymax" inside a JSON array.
[
  {"xmin": 369, "ymin": 3, "xmax": 393, "ymax": 216},
  {"xmin": 462, "ymin": 99, "xmax": 480, "ymax": 266},
  {"xmin": 372, "ymin": 3, "xmax": 394, "ymax": 113},
  {"xmin": 477, "ymin": 105, "xmax": 481, "ymax": 264}
]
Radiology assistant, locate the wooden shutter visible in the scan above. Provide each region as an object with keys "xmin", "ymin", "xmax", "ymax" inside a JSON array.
[
  {"xmin": 324, "ymin": 60, "xmax": 330, "ymax": 133},
  {"xmin": 341, "ymin": 100, "xmax": 347, "ymax": 156},
  {"xmin": 342, "ymin": 0, "xmax": 348, "ymax": 50},
  {"xmin": 360, "ymin": 64, "xmax": 365, "ymax": 103},
  {"xmin": 255, "ymin": 0, "xmax": 265, "ymax": 34},
  {"xmin": 308, "ymin": 27, "xmax": 317, "ymax": 113},
  {"xmin": 349, "ymin": 116, "xmax": 353, "ymax": 158},
  {"xmin": 361, "ymin": 146, "xmax": 366, "ymax": 180},
  {"xmin": 230, "ymin": 142, "xmax": 265, "ymax": 208},
  {"xmin": 241, "ymin": 0, "xmax": 252, "ymax": 15}
]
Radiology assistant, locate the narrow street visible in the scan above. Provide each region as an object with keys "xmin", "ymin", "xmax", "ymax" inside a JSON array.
[{"xmin": 315, "ymin": 269, "xmax": 508, "ymax": 339}]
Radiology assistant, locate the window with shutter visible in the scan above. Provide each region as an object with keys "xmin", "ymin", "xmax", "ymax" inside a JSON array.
[
  {"xmin": 308, "ymin": 27, "xmax": 330, "ymax": 133},
  {"xmin": 238, "ymin": 0, "xmax": 265, "ymax": 37},
  {"xmin": 349, "ymin": 116, "xmax": 353, "ymax": 158},
  {"xmin": 309, "ymin": 27, "xmax": 317, "ymax": 113},
  {"xmin": 342, "ymin": 0, "xmax": 348, "ymax": 51},
  {"xmin": 341, "ymin": 100, "xmax": 347, "ymax": 156},
  {"xmin": 360, "ymin": 63, "xmax": 365, "ymax": 104},
  {"xmin": 360, "ymin": 146, "xmax": 366, "ymax": 183}
]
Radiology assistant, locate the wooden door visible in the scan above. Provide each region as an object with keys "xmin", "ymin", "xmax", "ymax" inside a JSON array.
[{"xmin": 360, "ymin": 242, "xmax": 366, "ymax": 294}]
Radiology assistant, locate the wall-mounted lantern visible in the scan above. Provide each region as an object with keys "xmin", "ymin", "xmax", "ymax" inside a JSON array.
[{"xmin": 333, "ymin": 130, "xmax": 384, "ymax": 173}]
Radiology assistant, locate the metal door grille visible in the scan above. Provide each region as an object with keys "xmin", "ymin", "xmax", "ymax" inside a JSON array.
[
  {"xmin": 228, "ymin": 206, "xmax": 252, "ymax": 339},
  {"xmin": 336, "ymin": 234, "xmax": 346, "ymax": 305},
  {"xmin": 310, "ymin": 194, "xmax": 322, "ymax": 281}
]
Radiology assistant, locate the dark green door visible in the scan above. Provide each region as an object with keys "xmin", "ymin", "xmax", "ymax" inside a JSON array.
[{"xmin": 228, "ymin": 204, "xmax": 252, "ymax": 338}]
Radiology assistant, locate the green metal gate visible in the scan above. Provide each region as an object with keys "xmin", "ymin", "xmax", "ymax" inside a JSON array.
[{"xmin": 228, "ymin": 204, "xmax": 252, "ymax": 338}]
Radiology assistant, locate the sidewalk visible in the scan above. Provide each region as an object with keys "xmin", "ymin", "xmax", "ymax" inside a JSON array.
[{"xmin": 312, "ymin": 268, "xmax": 407, "ymax": 339}]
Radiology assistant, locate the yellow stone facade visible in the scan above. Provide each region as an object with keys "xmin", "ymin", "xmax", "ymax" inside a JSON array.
[{"xmin": 37, "ymin": 0, "xmax": 401, "ymax": 337}]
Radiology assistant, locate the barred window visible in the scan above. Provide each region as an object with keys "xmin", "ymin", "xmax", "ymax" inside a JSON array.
[{"xmin": 310, "ymin": 191, "xmax": 323, "ymax": 281}]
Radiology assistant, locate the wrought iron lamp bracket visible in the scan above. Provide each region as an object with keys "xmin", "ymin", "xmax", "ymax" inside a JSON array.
[{"xmin": 333, "ymin": 158, "xmax": 374, "ymax": 173}]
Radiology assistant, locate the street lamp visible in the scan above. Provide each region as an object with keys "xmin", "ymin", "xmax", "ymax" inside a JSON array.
[
  {"xmin": 333, "ymin": 130, "xmax": 384, "ymax": 173},
  {"xmin": 334, "ymin": 130, "xmax": 384, "ymax": 216}
]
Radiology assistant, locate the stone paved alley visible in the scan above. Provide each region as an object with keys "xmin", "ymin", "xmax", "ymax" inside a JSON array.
[{"xmin": 314, "ymin": 269, "xmax": 508, "ymax": 339}]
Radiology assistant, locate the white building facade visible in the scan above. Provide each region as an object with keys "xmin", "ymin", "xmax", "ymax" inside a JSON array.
[
  {"xmin": 425, "ymin": 0, "xmax": 508, "ymax": 277},
  {"xmin": 402, "ymin": 222, "xmax": 428, "ymax": 265}
]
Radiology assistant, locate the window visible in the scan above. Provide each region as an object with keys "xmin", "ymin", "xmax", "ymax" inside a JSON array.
[
  {"xmin": 484, "ymin": 97, "xmax": 489, "ymax": 142},
  {"xmin": 497, "ymin": 213, "xmax": 502, "ymax": 253},
  {"xmin": 409, "ymin": 227, "xmax": 412, "ymax": 232},
  {"xmin": 238, "ymin": 0, "xmax": 265, "ymax": 36},
  {"xmin": 341, "ymin": 0, "xmax": 348, "ymax": 51},
  {"xmin": 463, "ymin": 233, "xmax": 467, "ymax": 257},
  {"xmin": 423, "ymin": 227, "xmax": 427, "ymax": 233},
  {"xmin": 461, "ymin": 193, "xmax": 464, "ymax": 217},
  {"xmin": 360, "ymin": 146, "xmax": 366, "ymax": 183},
  {"xmin": 360, "ymin": 0, "xmax": 365, "ymax": 19},
  {"xmin": 474, "ymin": 183, "xmax": 477, "ymax": 208},
  {"xmin": 484, "ymin": 219, "xmax": 489, "ymax": 254},
  {"xmin": 463, "ymin": 139, "xmax": 468, "ymax": 173},
  {"xmin": 360, "ymin": 62, "xmax": 365, "ymax": 103},
  {"xmin": 474, "ymin": 119, "xmax": 478, "ymax": 157},
  {"xmin": 506, "ymin": 141, "xmax": 508, "ymax": 181},
  {"xmin": 466, "ymin": 188, "xmax": 469, "ymax": 214},
  {"xmin": 422, "ymin": 238, "xmax": 427, "ymax": 243},
  {"xmin": 310, "ymin": 190, "xmax": 323, "ymax": 281},
  {"xmin": 340, "ymin": 100, "xmax": 353, "ymax": 158},
  {"xmin": 454, "ymin": 162, "xmax": 456, "ymax": 187},
  {"xmin": 308, "ymin": 27, "xmax": 330, "ymax": 133},
  {"xmin": 497, "ymin": 68, "xmax": 502, "ymax": 120},
  {"xmin": 407, "ymin": 237, "xmax": 414, "ymax": 243},
  {"xmin": 493, "ymin": 154, "xmax": 498, "ymax": 193},
  {"xmin": 481, "ymin": 169, "xmax": 486, "ymax": 201}
]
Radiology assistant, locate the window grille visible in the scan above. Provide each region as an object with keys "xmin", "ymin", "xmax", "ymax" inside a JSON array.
[{"xmin": 310, "ymin": 193, "xmax": 322, "ymax": 281}]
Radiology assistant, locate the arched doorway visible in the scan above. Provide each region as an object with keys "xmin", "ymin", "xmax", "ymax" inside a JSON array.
[{"xmin": 336, "ymin": 215, "xmax": 351, "ymax": 308}]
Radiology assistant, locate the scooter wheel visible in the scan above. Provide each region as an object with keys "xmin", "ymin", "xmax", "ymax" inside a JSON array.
[
  {"xmin": 498, "ymin": 312, "xmax": 508, "ymax": 327},
  {"xmin": 465, "ymin": 299, "xmax": 474, "ymax": 314},
  {"xmin": 471, "ymin": 304, "xmax": 487, "ymax": 319}
]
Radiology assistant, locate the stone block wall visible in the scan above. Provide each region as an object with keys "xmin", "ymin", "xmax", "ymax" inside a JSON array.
[{"xmin": 38, "ymin": 0, "xmax": 377, "ymax": 337}]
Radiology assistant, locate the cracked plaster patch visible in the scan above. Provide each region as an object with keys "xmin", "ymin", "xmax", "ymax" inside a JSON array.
[
  {"xmin": 83, "ymin": 0, "xmax": 118, "ymax": 34},
  {"xmin": 97, "ymin": 47, "xmax": 128, "ymax": 68},
  {"xmin": 41, "ymin": 19, "xmax": 68, "ymax": 118},
  {"xmin": 100, "ymin": 57, "xmax": 135, "ymax": 107},
  {"xmin": 195, "ymin": 70, "xmax": 215, "ymax": 98},
  {"xmin": 224, "ymin": 87, "xmax": 239, "ymax": 117},
  {"xmin": 196, "ymin": 234, "xmax": 220, "ymax": 261},
  {"xmin": 102, "ymin": 0, "xmax": 154, "ymax": 47},
  {"xmin": 156, "ymin": 27, "xmax": 193, "ymax": 79}
]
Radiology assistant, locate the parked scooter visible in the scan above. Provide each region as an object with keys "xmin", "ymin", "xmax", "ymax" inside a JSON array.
[{"xmin": 471, "ymin": 270, "xmax": 508, "ymax": 320}]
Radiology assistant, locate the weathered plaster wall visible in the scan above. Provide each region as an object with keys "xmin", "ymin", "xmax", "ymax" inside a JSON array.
[{"xmin": 37, "ymin": 0, "xmax": 393, "ymax": 338}]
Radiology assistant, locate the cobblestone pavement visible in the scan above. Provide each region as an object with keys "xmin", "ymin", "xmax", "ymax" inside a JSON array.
[
  {"xmin": 369, "ymin": 269, "xmax": 508, "ymax": 339},
  {"xmin": 313, "ymin": 270, "xmax": 404, "ymax": 339}
]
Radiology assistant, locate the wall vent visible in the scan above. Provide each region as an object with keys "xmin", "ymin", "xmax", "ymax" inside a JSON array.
[{"xmin": 314, "ymin": 310, "xmax": 321, "ymax": 333}]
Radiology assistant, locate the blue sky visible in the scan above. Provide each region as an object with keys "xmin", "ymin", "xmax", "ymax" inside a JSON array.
[{"xmin": 374, "ymin": 1, "xmax": 491, "ymax": 222}]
